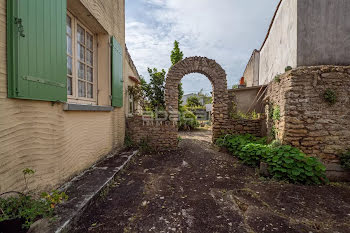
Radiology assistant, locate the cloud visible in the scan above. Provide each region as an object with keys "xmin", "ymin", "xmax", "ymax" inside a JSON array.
[{"xmin": 126, "ymin": 0, "xmax": 278, "ymax": 94}]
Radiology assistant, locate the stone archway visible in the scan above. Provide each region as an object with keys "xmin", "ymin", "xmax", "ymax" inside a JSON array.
[{"xmin": 165, "ymin": 56, "xmax": 229, "ymax": 141}]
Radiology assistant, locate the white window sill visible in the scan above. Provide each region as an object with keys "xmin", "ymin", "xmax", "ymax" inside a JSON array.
[{"xmin": 63, "ymin": 103, "xmax": 114, "ymax": 112}]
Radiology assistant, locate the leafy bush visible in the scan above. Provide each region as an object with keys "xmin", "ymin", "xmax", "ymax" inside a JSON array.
[
  {"xmin": 274, "ymin": 75, "xmax": 281, "ymax": 83},
  {"xmin": 285, "ymin": 66, "xmax": 293, "ymax": 72},
  {"xmin": 216, "ymin": 134, "xmax": 328, "ymax": 185},
  {"xmin": 0, "ymin": 169, "xmax": 68, "ymax": 229},
  {"xmin": 340, "ymin": 151, "xmax": 350, "ymax": 170},
  {"xmin": 178, "ymin": 109, "xmax": 199, "ymax": 130},
  {"xmin": 0, "ymin": 191, "xmax": 67, "ymax": 229}
]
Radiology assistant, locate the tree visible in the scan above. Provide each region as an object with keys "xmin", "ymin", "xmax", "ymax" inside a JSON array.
[
  {"xmin": 197, "ymin": 88, "xmax": 212, "ymax": 105},
  {"xmin": 170, "ymin": 40, "xmax": 184, "ymax": 107},
  {"xmin": 144, "ymin": 68, "xmax": 166, "ymax": 111},
  {"xmin": 186, "ymin": 96, "xmax": 203, "ymax": 108}
]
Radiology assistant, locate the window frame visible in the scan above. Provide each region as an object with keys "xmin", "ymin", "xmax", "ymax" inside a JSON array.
[{"xmin": 66, "ymin": 11, "xmax": 98, "ymax": 104}]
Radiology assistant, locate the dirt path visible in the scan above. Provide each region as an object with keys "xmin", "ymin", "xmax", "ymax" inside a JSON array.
[{"xmin": 73, "ymin": 130, "xmax": 350, "ymax": 233}]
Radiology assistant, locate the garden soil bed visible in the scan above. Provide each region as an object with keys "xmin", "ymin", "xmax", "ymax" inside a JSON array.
[{"xmin": 72, "ymin": 130, "xmax": 350, "ymax": 233}]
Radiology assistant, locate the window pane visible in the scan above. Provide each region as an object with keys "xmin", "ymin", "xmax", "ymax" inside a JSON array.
[
  {"xmin": 78, "ymin": 80, "xmax": 86, "ymax": 97},
  {"xmin": 77, "ymin": 44, "xmax": 85, "ymax": 61},
  {"xmin": 67, "ymin": 77, "xmax": 72, "ymax": 95},
  {"xmin": 87, "ymin": 83, "xmax": 93, "ymax": 98},
  {"xmin": 77, "ymin": 24, "xmax": 85, "ymax": 44},
  {"xmin": 87, "ymin": 66, "xmax": 93, "ymax": 82},
  {"xmin": 78, "ymin": 62, "xmax": 85, "ymax": 80},
  {"xmin": 66, "ymin": 15, "xmax": 71, "ymax": 35},
  {"xmin": 67, "ymin": 36, "xmax": 72, "ymax": 55},
  {"xmin": 87, "ymin": 32, "xmax": 93, "ymax": 50},
  {"xmin": 86, "ymin": 50, "xmax": 93, "ymax": 66},
  {"xmin": 67, "ymin": 56, "xmax": 72, "ymax": 75}
]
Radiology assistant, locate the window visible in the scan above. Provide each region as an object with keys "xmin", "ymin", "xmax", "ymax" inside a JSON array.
[{"xmin": 66, "ymin": 13, "xmax": 96, "ymax": 103}]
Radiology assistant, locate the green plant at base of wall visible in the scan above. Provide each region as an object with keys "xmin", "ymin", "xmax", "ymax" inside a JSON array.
[
  {"xmin": 274, "ymin": 74, "xmax": 281, "ymax": 83},
  {"xmin": 323, "ymin": 89, "xmax": 337, "ymax": 105},
  {"xmin": 339, "ymin": 151, "xmax": 350, "ymax": 170},
  {"xmin": 0, "ymin": 169, "xmax": 68, "ymax": 229},
  {"xmin": 216, "ymin": 134, "xmax": 328, "ymax": 185},
  {"xmin": 285, "ymin": 66, "xmax": 293, "ymax": 72}
]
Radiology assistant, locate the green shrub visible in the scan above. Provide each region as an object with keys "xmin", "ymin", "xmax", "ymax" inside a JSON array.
[
  {"xmin": 285, "ymin": 66, "xmax": 293, "ymax": 72},
  {"xmin": 340, "ymin": 151, "xmax": 350, "ymax": 170},
  {"xmin": 179, "ymin": 109, "xmax": 199, "ymax": 130},
  {"xmin": 216, "ymin": 134, "xmax": 328, "ymax": 185},
  {"xmin": 274, "ymin": 75, "xmax": 281, "ymax": 83},
  {"xmin": 0, "ymin": 169, "xmax": 68, "ymax": 229}
]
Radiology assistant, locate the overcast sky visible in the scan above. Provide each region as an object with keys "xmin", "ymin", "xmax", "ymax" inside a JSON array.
[{"xmin": 125, "ymin": 0, "xmax": 278, "ymax": 95}]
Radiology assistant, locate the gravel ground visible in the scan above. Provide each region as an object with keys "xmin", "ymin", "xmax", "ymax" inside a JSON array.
[{"xmin": 73, "ymin": 129, "xmax": 350, "ymax": 233}]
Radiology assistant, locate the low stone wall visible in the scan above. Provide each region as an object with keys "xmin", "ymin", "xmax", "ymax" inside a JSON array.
[
  {"xmin": 220, "ymin": 118, "xmax": 265, "ymax": 138},
  {"xmin": 265, "ymin": 65, "xmax": 350, "ymax": 180},
  {"xmin": 126, "ymin": 116, "xmax": 178, "ymax": 151}
]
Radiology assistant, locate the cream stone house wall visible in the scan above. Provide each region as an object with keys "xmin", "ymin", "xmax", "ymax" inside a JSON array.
[
  {"xmin": 0, "ymin": 0, "xmax": 132, "ymax": 194},
  {"xmin": 124, "ymin": 46, "xmax": 141, "ymax": 116}
]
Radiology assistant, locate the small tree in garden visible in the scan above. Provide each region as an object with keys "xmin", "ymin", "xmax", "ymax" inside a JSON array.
[
  {"xmin": 144, "ymin": 68, "xmax": 166, "ymax": 111},
  {"xmin": 186, "ymin": 96, "xmax": 203, "ymax": 108},
  {"xmin": 170, "ymin": 40, "xmax": 184, "ymax": 107}
]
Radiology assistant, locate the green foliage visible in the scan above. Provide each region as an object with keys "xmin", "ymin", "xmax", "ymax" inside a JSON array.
[
  {"xmin": 0, "ymin": 195, "xmax": 51, "ymax": 229},
  {"xmin": 197, "ymin": 89, "xmax": 212, "ymax": 105},
  {"xmin": 139, "ymin": 139, "xmax": 152, "ymax": 153},
  {"xmin": 178, "ymin": 83, "xmax": 184, "ymax": 107},
  {"xmin": 40, "ymin": 190, "xmax": 68, "ymax": 209},
  {"xmin": 22, "ymin": 168, "xmax": 35, "ymax": 176},
  {"xmin": 144, "ymin": 68, "xmax": 166, "ymax": 111},
  {"xmin": 285, "ymin": 66, "xmax": 293, "ymax": 72},
  {"xmin": 270, "ymin": 125, "xmax": 277, "ymax": 140},
  {"xmin": 170, "ymin": 40, "xmax": 183, "ymax": 66},
  {"xmin": 216, "ymin": 134, "xmax": 328, "ymax": 185},
  {"xmin": 272, "ymin": 105, "xmax": 281, "ymax": 121},
  {"xmin": 124, "ymin": 134, "xmax": 134, "ymax": 149},
  {"xmin": 323, "ymin": 88, "xmax": 337, "ymax": 105},
  {"xmin": 274, "ymin": 74, "xmax": 281, "ymax": 83},
  {"xmin": 231, "ymin": 110, "xmax": 261, "ymax": 120},
  {"xmin": 170, "ymin": 40, "xmax": 184, "ymax": 108},
  {"xmin": 186, "ymin": 96, "xmax": 203, "ymax": 108},
  {"xmin": 177, "ymin": 136, "xmax": 182, "ymax": 142},
  {"xmin": 232, "ymin": 84, "xmax": 239, "ymax": 89},
  {"xmin": 0, "ymin": 170, "xmax": 68, "ymax": 229},
  {"xmin": 339, "ymin": 150, "xmax": 350, "ymax": 170},
  {"xmin": 179, "ymin": 107, "xmax": 200, "ymax": 130}
]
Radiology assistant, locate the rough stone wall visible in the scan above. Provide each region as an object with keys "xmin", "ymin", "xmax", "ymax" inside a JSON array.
[
  {"xmin": 265, "ymin": 66, "xmax": 350, "ymax": 163},
  {"xmin": 220, "ymin": 118, "xmax": 264, "ymax": 138},
  {"xmin": 126, "ymin": 116, "xmax": 178, "ymax": 151},
  {"xmin": 165, "ymin": 56, "xmax": 229, "ymax": 141}
]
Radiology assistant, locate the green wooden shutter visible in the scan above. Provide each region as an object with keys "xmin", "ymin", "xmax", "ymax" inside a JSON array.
[
  {"xmin": 111, "ymin": 36, "xmax": 123, "ymax": 107},
  {"xmin": 7, "ymin": 0, "xmax": 67, "ymax": 102}
]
